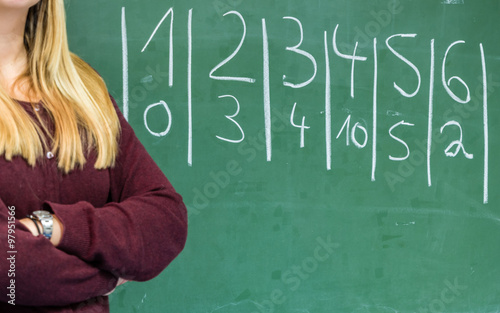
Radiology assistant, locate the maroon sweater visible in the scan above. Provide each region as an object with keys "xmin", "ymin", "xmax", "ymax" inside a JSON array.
[{"xmin": 0, "ymin": 98, "xmax": 188, "ymax": 312}]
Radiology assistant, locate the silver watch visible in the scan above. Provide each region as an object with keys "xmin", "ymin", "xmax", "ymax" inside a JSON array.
[{"xmin": 32, "ymin": 210, "xmax": 54, "ymax": 239}]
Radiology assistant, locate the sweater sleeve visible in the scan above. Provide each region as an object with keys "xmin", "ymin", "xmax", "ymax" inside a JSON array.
[
  {"xmin": 47, "ymin": 97, "xmax": 188, "ymax": 281},
  {"xmin": 0, "ymin": 199, "xmax": 118, "ymax": 307}
]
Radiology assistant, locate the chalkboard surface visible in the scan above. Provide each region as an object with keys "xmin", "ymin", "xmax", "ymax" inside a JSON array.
[{"xmin": 66, "ymin": 0, "xmax": 500, "ymax": 312}]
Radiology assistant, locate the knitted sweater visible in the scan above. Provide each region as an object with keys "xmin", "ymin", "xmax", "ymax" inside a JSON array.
[{"xmin": 0, "ymin": 98, "xmax": 188, "ymax": 312}]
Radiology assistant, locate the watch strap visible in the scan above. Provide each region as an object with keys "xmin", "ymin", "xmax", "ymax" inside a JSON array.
[{"xmin": 26, "ymin": 215, "xmax": 42, "ymax": 236}]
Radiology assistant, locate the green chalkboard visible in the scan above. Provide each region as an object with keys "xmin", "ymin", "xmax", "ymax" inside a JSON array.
[{"xmin": 66, "ymin": 0, "xmax": 500, "ymax": 312}]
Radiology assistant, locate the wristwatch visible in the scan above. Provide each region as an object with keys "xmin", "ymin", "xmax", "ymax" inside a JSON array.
[{"xmin": 31, "ymin": 210, "xmax": 54, "ymax": 240}]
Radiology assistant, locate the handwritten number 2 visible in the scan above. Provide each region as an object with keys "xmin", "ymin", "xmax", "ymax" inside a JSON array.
[{"xmin": 209, "ymin": 11, "xmax": 256, "ymax": 83}]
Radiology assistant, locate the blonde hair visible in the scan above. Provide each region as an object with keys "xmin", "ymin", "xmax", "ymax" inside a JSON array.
[{"xmin": 0, "ymin": 0, "xmax": 120, "ymax": 173}]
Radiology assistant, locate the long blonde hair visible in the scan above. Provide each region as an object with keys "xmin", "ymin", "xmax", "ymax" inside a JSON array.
[{"xmin": 0, "ymin": 0, "xmax": 120, "ymax": 173}]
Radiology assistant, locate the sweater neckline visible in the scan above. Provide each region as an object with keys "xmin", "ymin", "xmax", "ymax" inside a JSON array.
[{"xmin": 16, "ymin": 99, "xmax": 41, "ymax": 104}]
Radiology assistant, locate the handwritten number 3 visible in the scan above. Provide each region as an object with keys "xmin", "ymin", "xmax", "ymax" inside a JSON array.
[{"xmin": 216, "ymin": 95, "xmax": 245, "ymax": 143}]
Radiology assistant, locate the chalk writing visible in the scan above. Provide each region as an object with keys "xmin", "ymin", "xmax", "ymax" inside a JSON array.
[{"xmin": 120, "ymin": 7, "xmax": 489, "ymax": 203}]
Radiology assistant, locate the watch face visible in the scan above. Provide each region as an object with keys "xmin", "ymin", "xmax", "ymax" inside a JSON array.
[{"xmin": 33, "ymin": 210, "xmax": 51, "ymax": 218}]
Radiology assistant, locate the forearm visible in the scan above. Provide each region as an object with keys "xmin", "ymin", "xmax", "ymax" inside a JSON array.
[
  {"xmin": 49, "ymin": 189, "xmax": 187, "ymax": 281},
  {"xmin": 0, "ymin": 207, "xmax": 118, "ymax": 306},
  {"xmin": 18, "ymin": 214, "xmax": 127, "ymax": 298}
]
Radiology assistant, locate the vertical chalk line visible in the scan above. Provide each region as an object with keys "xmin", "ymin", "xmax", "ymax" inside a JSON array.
[
  {"xmin": 262, "ymin": 19, "xmax": 272, "ymax": 162},
  {"xmin": 121, "ymin": 7, "xmax": 129, "ymax": 121},
  {"xmin": 188, "ymin": 9, "xmax": 193, "ymax": 166},
  {"xmin": 480, "ymin": 43, "xmax": 488, "ymax": 204},
  {"xmin": 427, "ymin": 39, "xmax": 435, "ymax": 187},
  {"xmin": 324, "ymin": 31, "xmax": 332, "ymax": 171},
  {"xmin": 168, "ymin": 10, "xmax": 174, "ymax": 87},
  {"xmin": 371, "ymin": 37, "xmax": 378, "ymax": 181}
]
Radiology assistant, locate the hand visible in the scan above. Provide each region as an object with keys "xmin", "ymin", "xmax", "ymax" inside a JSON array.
[
  {"xmin": 104, "ymin": 277, "xmax": 128, "ymax": 296},
  {"xmin": 19, "ymin": 214, "xmax": 64, "ymax": 247},
  {"xmin": 19, "ymin": 217, "xmax": 40, "ymax": 236}
]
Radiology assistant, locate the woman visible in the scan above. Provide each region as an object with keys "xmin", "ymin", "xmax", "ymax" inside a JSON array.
[{"xmin": 0, "ymin": 1, "xmax": 188, "ymax": 312}]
